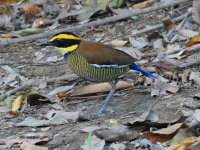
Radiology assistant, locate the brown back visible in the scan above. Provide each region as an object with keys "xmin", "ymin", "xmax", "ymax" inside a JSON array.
[{"xmin": 76, "ymin": 40, "xmax": 135, "ymax": 65}]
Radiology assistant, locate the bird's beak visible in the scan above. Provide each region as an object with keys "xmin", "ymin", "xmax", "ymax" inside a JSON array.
[{"xmin": 39, "ymin": 41, "xmax": 54, "ymax": 46}]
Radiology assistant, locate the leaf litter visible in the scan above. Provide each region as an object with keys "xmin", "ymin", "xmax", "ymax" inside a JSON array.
[{"xmin": 1, "ymin": 0, "xmax": 200, "ymax": 149}]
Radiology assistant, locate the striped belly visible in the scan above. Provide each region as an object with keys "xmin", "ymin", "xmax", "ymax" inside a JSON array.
[{"xmin": 67, "ymin": 52, "xmax": 130, "ymax": 82}]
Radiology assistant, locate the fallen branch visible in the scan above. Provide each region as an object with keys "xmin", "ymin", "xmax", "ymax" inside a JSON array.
[
  {"xmin": 0, "ymin": 60, "xmax": 65, "ymax": 66},
  {"xmin": 132, "ymin": 15, "xmax": 186, "ymax": 36},
  {"xmin": 0, "ymin": 0, "xmax": 190, "ymax": 47}
]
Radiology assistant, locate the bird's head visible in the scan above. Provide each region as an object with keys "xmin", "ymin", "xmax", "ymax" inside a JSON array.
[{"xmin": 43, "ymin": 32, "xmax": 81, "ymax": 55}]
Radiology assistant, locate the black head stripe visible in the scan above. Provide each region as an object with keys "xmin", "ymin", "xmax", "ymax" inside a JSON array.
[{"xmin": 53, "ymin": 39, "xmax": 81, "ymax": 48}]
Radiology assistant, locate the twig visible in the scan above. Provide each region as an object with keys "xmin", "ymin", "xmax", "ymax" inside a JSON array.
[
  {"xmin": 0, "ymin": 60, "xmax": 65, "ymax": 66},
  {"xmin": 46, "ymin": 74, "xmax": 79, "ymax": 82},
  {"xmin": 0, "ymin": 0, "xmax": 190, "ymax": 47},
  {"xmin": 0, "ymin": 82, "xmax": 33, "ymax": 100},
  {"xmin": 131, "ymin": 15, "xmax": 186, "ymax": 37}
]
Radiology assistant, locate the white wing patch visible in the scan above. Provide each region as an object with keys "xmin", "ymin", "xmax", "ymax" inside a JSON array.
[{"xmin": 91, "ymin": 64, "xmax": 129, "ymax": 68}]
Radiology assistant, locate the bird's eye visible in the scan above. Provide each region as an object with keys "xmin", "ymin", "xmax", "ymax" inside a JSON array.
[{"xmin": 55, "ymin": 38, "xmax": 62, "ymax": 44}]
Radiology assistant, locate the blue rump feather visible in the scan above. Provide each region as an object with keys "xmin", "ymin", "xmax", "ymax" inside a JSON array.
[{"xmin": 130, "ymin": 64, "xmax": 157, "ymax": 79}]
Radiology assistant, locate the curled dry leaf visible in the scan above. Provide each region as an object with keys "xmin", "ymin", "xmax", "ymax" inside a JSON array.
[
  {"xmin": 143, "ymin": 123, "xmax": 187, "ymax": 143},
  {"xmin": 11, "ymin": 95, "xmax": 23, "ymax": 114},
  {"xmin": 169, "ymin": 131, "xmax": 200, "ymax": 150},
  {"xmin": 185, "ymin": 33, "xmax": 200, "ymax": 47},
  {"xmin": 70, "ymin": 81, "xmax": 134, "ymax": 96},
  {"xmin": 110, "ymin": 40, "xmax": 128, "ymax": 47},
  {"xmin": 26, "ymin": 93, "xmax": 59, "ymax": 106},
  {"xmin": 170, "ymin": 125, "xmax": 200, "ymax": 147}
]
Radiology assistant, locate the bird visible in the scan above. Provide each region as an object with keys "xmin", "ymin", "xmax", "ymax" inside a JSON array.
[{"xmin": 42, "ymin": 32, "xmax": 157, "ymax": 116}]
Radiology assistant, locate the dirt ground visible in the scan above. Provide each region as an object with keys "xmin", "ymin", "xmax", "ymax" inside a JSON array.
[{"xmin": 1, "ymin": 6, "xmax": 199, "ymax": 150}]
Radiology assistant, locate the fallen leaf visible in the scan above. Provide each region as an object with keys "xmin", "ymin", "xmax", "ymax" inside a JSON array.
[
  {"xmin": 15, "ymin": 117, "xmax": 49, "ymax": 127},
  {"xmin": 4, "ymin": 138, "xmax": 48, "ymax": 148},
  {"xmin": 143, "ymin": 123, "xmax": 187, "ymax": 143},
  {"xmin": 70, "ymin": 81, "xmax": 134, "ymax": 96},
  {"xmin": 129, "ymin": 37, "xmax": 148, "ymax": 49},
  {"xmin": 21, "ymin": 142, "xmax": 48, "ymax": 150},
  {"xmin": 168, "ymin": 137, "xmax": 199, "ymax": 150},
  {"xmin": 156, "ymin": 59, "xmax": 179, "ymax": 72},
  {"xmin": 185, "ymin": 33, "xmax": 200, "ymax": 47},
  {"xmin": 111, "ymin": 40, "xmax": 128, "ymax": 47},
  {"xmin": 94, "ymin": 126, "xmax": 141, "ymax": 142},
  {"xmin": 11, "ymin": 95, "xmax": 23, "ymax": 114},
  {"xmin": 46, "ymin": 110, "xmax": 79, "ymax": 123},
  {"xmin": 16, "ymin": 110, "xmax": 79, "ymax": 127},
  {"xmin": 170, "ymin": 125, "xmax": 200, "ymax": 147},
  {"xmin": 26, "ymin": 93, "xmax": 59, "ymax": 106}
]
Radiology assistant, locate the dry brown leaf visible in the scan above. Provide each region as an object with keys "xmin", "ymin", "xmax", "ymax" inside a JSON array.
[
  {"xmin": 156, "ymin": 59, "xmax": 178, "ymax": 72},
  {"xmin": 143, "ymin": 123, "xmax": 187, "ymax": 143},
  {"xmin": 70, "ymin": 81, "xmax": 134, "ymax": 96},
  {"xmin": 185, "ymin": 33, "xmax": 200, "ymax": 47},
  {"xmin": 167, "ymin": 137, "xmax": 199, "ymax": 150},
  {"xmin": 23, "ymin": 4, "xmax": 41, "ymax": 17}
]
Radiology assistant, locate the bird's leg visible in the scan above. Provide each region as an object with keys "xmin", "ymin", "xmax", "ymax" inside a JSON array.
[{"xmin": 93, "ymin": 81, "xmax": 116, "ymax": 116}]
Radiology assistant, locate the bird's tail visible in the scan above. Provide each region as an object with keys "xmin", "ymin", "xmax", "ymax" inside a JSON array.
[{"xmin": 130, "ymin": 64, "xmax": 157, "ymax": 79}]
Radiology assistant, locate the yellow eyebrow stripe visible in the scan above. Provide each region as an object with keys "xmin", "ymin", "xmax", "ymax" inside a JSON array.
[{"xmin": 50, "ymin": 34, "xmax": 80, "ymax": 42}]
